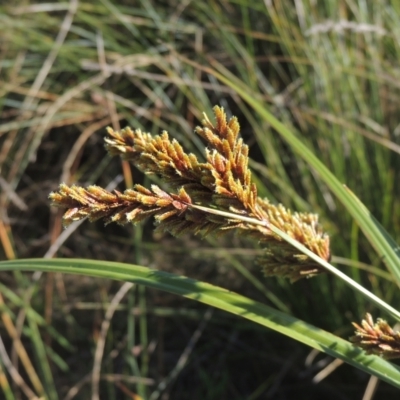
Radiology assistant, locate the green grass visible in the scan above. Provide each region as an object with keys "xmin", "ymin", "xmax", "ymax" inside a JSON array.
[{"xmin": 1, "ymin": 1, "xmax": 400, "ymax": 399}]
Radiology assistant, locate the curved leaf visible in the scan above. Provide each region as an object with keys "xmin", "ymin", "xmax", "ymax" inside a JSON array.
[{"xmin": 1, "ymin": 258, "xmax": 400, "ymax": 388}]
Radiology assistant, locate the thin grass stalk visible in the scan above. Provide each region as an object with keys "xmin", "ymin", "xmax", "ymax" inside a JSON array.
[{"xmin": 191, "ymin": 204, "xmax": 400, "ymax": 321}]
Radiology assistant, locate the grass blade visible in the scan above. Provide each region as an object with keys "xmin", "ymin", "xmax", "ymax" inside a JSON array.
[{"xmin": 1, "ymin": 258, "xmax": 400, "ymax": 389}]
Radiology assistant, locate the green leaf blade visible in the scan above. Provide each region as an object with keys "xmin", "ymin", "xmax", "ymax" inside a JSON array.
[{"xmin": 1, "ymin": 258, "xmax": 400, "ymax": 389}]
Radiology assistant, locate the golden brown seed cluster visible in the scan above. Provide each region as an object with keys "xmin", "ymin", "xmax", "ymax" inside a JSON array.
[
  {"xmin": 350, "ymin": 313, "xmax": 400, "ymax": 359},
  {"xmin": 50, "ymin": 106, "xmax": 330, "ymax": 281}
]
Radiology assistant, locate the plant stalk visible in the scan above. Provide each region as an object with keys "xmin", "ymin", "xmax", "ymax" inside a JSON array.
[{"xmin": 190, "ymin": 204, "xmax": 400, "ymax": 322}]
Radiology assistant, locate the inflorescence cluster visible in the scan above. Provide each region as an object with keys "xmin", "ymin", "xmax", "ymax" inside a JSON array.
[
  {"xmin": 50, "ymin": 106, "xmax": 330, "ymax": 282},
  {"xmin": 350, "ymin": 313, "xmax": 400, "ymax": 359},
  {"xmin": 50, "ymin": 106, "xmax": 399, "ymax": 359}
]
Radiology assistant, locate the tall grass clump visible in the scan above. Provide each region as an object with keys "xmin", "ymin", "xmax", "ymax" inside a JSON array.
[{"xmin": 1, "ymin": 1, "xmax": 400, "ymax": 399}]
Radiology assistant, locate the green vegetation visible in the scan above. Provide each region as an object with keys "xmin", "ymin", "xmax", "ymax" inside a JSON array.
[{"xmin": 1, "ymin": 1, "xmax": 400, "ymax": 399}]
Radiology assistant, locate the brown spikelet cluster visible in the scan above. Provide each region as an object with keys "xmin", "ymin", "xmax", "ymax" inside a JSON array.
[
  {"xmin": 51, "ymin": 183, "xmax": 248, "ymax": 237},
  {"xmin": 350, "ymin": 313, "xmax": 400, "ymax": 359},
  {"xmin": 50, "ymin": 106, "xmax": 331, "ymax": 281},
  {"xmin": 255, "ymin": 199, "xmax": 330, "ymax": 279},
  {"xmin": 195, "ymin": 110, "xmax": 258, "ymax": 215}
]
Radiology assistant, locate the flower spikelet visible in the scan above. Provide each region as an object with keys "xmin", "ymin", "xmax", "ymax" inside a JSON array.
[
  {"xmin": 104, "ymin": 126, "xmax": 140, "ymax": 161},
  {"xmin": 105, "ymin": 127, "xmax": 208, "ymax": 196},
  {"xmin": 350, "ymin": 313, "xmax": 400, "ymax": 359},
  {"xmin": 195, "ymin": 106, "xmax": 258, "ymax": 216},
  {"xmin": 255, "ymin": 198, "xmax": 330, "ymax": 281},
  {"xmin": 50, "ymin": 183, "xmax": 246, "ymax": 236}
]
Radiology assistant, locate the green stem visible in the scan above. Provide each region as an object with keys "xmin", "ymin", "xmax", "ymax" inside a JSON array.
[{"xmin": 190, "ymin": 204, "xmax": 400, "ymax": 321}]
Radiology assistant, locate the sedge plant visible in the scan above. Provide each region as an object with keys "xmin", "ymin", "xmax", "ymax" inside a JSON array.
[
  {"xmin": 47, "ymin": 108, "xmax": 400, "ymax": 361},
  {"xmin": 2, "ymin": 106, "xmax": 400, "ymax": 391},
  {"xmin": 2, "ymin": 1, "xmax": 400, "ymax": 398}
]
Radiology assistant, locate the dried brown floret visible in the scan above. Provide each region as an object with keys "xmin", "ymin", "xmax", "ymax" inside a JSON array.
[{"xmin": 350, "ymin": 313, "xmax": 400, "ymax": 359}]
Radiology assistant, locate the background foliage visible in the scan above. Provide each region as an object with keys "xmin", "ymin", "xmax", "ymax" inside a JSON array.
[{"xmin": 1, "ymin": 1, "xmax": 400, "ymax": 399}]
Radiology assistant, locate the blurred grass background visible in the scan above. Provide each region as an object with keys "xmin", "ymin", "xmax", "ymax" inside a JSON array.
[{"xmin": 1, "ymin": 0, "xmax": 400, "ymax": 399}]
